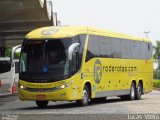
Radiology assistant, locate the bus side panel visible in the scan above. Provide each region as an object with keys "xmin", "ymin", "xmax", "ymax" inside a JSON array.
[
  {"xmin": 81, "ymin": 57, "xmax": 153, "ymax": 98},
  {"xmin": 81, "ymin": 59, "xmax": 96, "ymax": 98},
  {"xmin": 67, "ymin": 73, "xmax": 83, "ymax": 100},
  {"xmin": 143, "ymin": 59, "xmax": 153, "ymax": 93}
]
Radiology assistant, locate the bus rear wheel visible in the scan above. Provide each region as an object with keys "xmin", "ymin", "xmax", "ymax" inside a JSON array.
[
  {"xmin": 76, "ymin": 85, "xmax": 89, "ymax": 106},
  {"xmin": 36, "ymin": 101, "xmax": 48, "ymax": 108},
  {"xmin": 135, "ymin": 83, "xmax": 142, "ymax": 100},
  {"xmin": 128, "ymin": 82, "xmax": 136, "ymax": 100},
  {"xmin": 121, "ymin": 83, "xmax": 136, "ymax": 100}
]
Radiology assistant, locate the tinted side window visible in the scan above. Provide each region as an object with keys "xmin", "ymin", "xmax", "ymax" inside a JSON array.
[
  {"xmin": 78, "ymin": 34, "xmax": 86, "ymax": 67},
  {"xmin": 110, "ymin": 38, "xmax": 122, "ymax": 58},
  {"xmin": 146, "ymin": 42, "xmax": 153, "ymax": 59},
  {"xmin": 79, "ymin": 35, "xmax": 86, "ymax": 55},
  {"xmin": 0, "ymin": 61, "xmax": 11, "ymax": 73},
  {"xmin": 139, "ymin": 42, "xmax": 147, "ymax": 59},
  {"xmin": 86, "ymin": 35, "xmax": 152, "ymax": 60},
  {"xmin": 121, "ymin": 39, "xmax": 131, "ymax": 58},
  {"xmin": 86, "ymin": 35, "xmax": 99, "ymax": 62},
  {"xmin": 72, "ymin": 35, "xmax": 86, "ymax": 72},
  {"xmin": 131, "ymin": 41, "xmax": 140, "ymax": 59},
  {"xmin": 131, "ymin": 41, "xmax": 152, "ymax": 59},
  {"xmin": 99, "ymin": 37, "xmax": 111, "ymax": 58}
]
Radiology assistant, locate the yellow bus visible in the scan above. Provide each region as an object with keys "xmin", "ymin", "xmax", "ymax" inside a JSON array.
[{"xmin": 18, "ymin": 26, "xmax": 153, "ymax": 107}]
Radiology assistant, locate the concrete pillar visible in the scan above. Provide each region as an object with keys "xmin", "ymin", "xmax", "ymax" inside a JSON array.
[
  {"xmin": 0, "ymin": 47, "xmax": 5, "ymax": 57},
  {"xmin": 0, "ymin": 40, "xmax": 5, "ymax": 57}
]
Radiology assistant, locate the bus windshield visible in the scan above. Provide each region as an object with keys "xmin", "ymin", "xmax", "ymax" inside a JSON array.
[{"xmin": 20, "ymin": 38, "xmax": 74, "ymax": 83}]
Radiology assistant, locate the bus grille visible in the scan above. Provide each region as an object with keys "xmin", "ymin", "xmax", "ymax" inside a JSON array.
[{"xmin": 25, "ymin": 87, "xmax": 60, "ymax": 92}]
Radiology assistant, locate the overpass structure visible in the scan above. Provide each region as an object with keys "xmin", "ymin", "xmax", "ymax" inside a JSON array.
[{"xmin": 0, "ymin": 0, "xmax": 60, "ymax": 57}]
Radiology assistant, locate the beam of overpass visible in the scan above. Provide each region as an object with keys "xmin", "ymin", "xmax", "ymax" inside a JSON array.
[{"xmin": 0, "ymin": 0, "xmax": 59, "ymax": 55}]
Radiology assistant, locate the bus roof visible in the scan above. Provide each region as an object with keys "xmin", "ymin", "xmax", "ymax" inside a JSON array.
[{"xmin": 26, "ymin": 26, "xmax": 151, "ymax": 42}]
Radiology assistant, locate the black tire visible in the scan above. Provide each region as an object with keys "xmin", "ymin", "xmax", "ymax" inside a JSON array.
[
  {"xmin": 76, "ymin": 85, "xmax": 90, "ymax": 106},
  {"xmin": 127, "ymin": 82, "xmax": 136, "ymax": 100},
  {"xmin": 91, "ymin": 97, "xmax": 106, "ymax": 103},
  {"xmin": 36, "ymin": 101, "xmax": 48, "ymax": 108},
  {"xmin": 135, "ymin": 83, "xmax": 142, "ymax": 100}
]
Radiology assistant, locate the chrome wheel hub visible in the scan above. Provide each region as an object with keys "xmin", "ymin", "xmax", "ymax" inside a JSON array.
[
  {"xmin": 82, "ymin": 89, "xmax": 88, "ymax": 103},
  {"xmin": 131, "ymin": 85, "xmax": 135, "ymax": 98}
]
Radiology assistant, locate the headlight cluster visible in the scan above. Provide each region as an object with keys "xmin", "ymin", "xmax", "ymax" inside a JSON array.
[
  {"xmin": 18, "ymin": 84, "xmax": 27, "ymax": 90},
  {"xmin": 59, "ymin": 81, "xmax": 73, "ymax": 89},
  {"xmin": 18, "ymin": 81, "xmax": 73, "ymax": 92}
]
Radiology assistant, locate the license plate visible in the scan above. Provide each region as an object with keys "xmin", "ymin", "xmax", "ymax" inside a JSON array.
[{"xmin": 36, "ymin": 94, "xmax": 46, "ymax": 99}]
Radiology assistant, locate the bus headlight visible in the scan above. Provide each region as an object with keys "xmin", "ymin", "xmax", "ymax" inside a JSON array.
[
  {"xmin": 60, "ymin": 81, "xmax": 73, "ymax": 89},
  {"xmin": 20, "ymin": 85, "xmax": 25, "ymax": 89},
  {"xmin": 61, "ymin": 85, "xmax": 65, "ymax": 89},
  {"xmin": 18, "ymin": 81, "xmax": 74, "ymax": 92},
  {"xmin": 18, "ymin": 84, "xmax": 26, "ymax": 90}
]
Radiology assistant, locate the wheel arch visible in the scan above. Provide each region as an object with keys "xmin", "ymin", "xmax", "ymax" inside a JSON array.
[
  {"xmin": 83, "ymin": 81, "xmax": 92, "ymax": 98},
  {"xmin": 132, "ymin": 79, "xmax": 137, "ymax": 87}
]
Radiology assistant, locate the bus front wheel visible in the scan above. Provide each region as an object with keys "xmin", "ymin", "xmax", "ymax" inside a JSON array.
[
  {"xmin": 76, "ymin": 85, "xmax": 89, "ymax": 106},
  {"xmin": 36, "ymin": 101, "xmax": 48, "ymax": 108}
]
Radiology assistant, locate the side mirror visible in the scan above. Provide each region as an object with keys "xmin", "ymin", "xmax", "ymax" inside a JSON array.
[
  {"xmin": 68, "ymin": 43, "xmax": 80, "ymax": 60},
  {"xmin": 11, "ymin": 45, "xmax": 21, "ymax": 67},
  {"xmin": 72, "ymin": 52, "xmax": 80, "ymax": 72}
]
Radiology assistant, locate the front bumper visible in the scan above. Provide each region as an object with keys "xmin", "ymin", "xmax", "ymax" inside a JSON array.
[{"xmin": 19, "ymin": 87, "xmax": 73, "ymax": 101}]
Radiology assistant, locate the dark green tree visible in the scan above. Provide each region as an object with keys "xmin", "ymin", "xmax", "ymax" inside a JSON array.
[
  {"xmin": 5, "ymin": 48, "xmax": 11, "ymax": 57},
  {"xmin": 5, "ymin": 48, "xmax": 20, "ymax": 59},
  {"xmin": 153, "ymin": 41, "xmax": 160, "ymax": 69}
]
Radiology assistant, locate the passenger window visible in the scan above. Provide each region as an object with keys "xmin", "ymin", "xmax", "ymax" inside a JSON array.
[
  {"xmin": 131, "ymin": 41, "xmax": 140, "ymax": 59},
  {"xmin": 146, "ymin": 43, "xmax": 153, "ymax": 59},
  {"xmin": 121, "ymin": 39, "xmax": 131, "ymax": 58},
  {"xmin": 86, "ymin": 35, "xmax": 99, "ymax": 62},
  {"xmin": 110, "ymin": 38, "xmax": 122, "ymax": 58},
  {"xmin": 99, "ymin": 37, "xmax": 111, "ymax": 58},
  {"xmin": 139, "ymin": 42, "xmax": 147, "ymax": 59}
]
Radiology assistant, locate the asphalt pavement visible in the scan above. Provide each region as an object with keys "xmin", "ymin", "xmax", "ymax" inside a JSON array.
[{"xmin": 0, "ymin": 90, "xmax": 160, "ymax": 120}]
